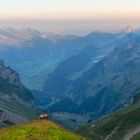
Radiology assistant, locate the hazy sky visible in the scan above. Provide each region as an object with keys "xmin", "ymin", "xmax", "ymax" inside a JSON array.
[{"xmin": 0, "ymin": 0, "xmax": 140, "ymax": 34}]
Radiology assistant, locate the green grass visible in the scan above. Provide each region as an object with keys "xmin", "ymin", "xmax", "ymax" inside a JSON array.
[
  {"xmin": 77, "ymin": 102, "xmax": 140, "ymax": 140},
  {"xmin": 131, "ymin": 132, "xmax": 140, "ymax": 140},
  {"xmin": 0, "ymin": 120, "xmax": 88, "ymax": 140}
]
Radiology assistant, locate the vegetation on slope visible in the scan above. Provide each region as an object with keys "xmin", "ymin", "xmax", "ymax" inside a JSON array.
[
  {"xmin": 0, "ymin": 120, "xmax": 88, "ymax": 140},
  {"xmin": 0, "ymin": 98, "xmax": 38, "ymax": 128},
  {"xmin": 0, "ymin": 60, "xmax": 38, "ymax": 127},
  {"xmin": 0, "ymin": 78, "xmax": 33, "ymax": 102},
  {"xmin": 77, "ymin": 97, "xmax": 140, "ymax": 140},
  {"xmin": 131, "ymin": 132, "xmax": 140, "ymax": 140},
  {"xmin": 0, "ymin": 98, "xmax": 37, "ymax": 119}
]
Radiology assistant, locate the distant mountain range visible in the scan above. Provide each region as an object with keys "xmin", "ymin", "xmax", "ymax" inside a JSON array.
[
  {"xmin": 1, "ymin": 25, "xmax": 140, "ymax": 140},
  {"xmin": 0, "ymin": 27, "xmax": 140, "ymax": 129},
  {"xmin": 0, "ymin": 28, "xmax": 118, "ymax": 90},
  {"xmin": 34, "ymin": 33, "xmax": 140, "ymax": 125}
]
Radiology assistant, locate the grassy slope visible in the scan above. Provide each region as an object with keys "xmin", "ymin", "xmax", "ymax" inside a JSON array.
[
  {"xmin": 77, "ymin": 102, "xmax": 140, "ymax": 140},
  {"xmin": 131, "ymin": 132, "xmax": 140, "ymax": 140},
  {"xmin": 0, "ymin": 120, "xmax": 88, "ymax": 140},
  {"xmin": 50, "ymin": 113, "xmax": 85, "ymax": 131},
  {"xmin": 0, "ymin": 98, "xmax": 38, "ymax": 127},
  {"xmin": 0, "ymin": 99, "xmax": 37, "ymax": 119}
]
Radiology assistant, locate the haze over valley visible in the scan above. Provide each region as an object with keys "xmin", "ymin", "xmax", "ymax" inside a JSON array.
[{"xmin": 0, "ymin": 0, "xmax": 140, "ymax": 140}]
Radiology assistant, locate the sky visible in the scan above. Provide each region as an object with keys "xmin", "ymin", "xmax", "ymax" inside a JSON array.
[{"xmin": 0, "ymin": 0, "xmax": 140, "ymax": 34}]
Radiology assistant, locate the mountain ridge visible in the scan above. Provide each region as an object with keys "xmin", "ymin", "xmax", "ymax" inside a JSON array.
[{"xmin": 0, "ymin": 59, "xmax": 37, "ymax": 127}]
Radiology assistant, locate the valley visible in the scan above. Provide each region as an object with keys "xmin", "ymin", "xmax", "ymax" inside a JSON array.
[
  {"xmin": 0, "ymin": 0, "xmax": 140, "ymax": 139},
  {"xmin": 0, "ymin": 27, "xmax": 140, "ymax": 140}
]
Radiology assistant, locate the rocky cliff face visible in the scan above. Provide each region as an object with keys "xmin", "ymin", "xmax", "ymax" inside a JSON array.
[
  {"xmin": 0, "ymin": 110, "xmax": 8, "ymax": 122},
  {"xmin": 0, "ymin": 59, "xmax": 33, "ymax": 105},
  {"xmin": 0, "ymin": 59, "xmax": 20, "ymax": 86},
  {"xmin": 0, "ymin": 60, "xmax": 36, "ymax": 127}
]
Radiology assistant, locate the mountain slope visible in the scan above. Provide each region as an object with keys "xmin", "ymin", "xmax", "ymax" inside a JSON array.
[
  {"xmin": 39, "ymin": 33, "xmax": 121, "ymax": 108},
  {"xmin": 0, "ymin": 99, "xmax": 37, "ymax": 128},
  {"xmin": 42, "ymin": 45, "xmax": 106, "ymax": 102},
  {"xmin": 0, "ymin": 120, "xmax": 87, "ymax": 140},
  {"xmin": 72, "ymin": 34, "xmax": 140, "ymax": 118},
  {"xmin": 0, "ymin": 28, "xmax": 118, "ymax": 90},
  {"xmin": 39, "ymin": 34, "xmax": 140, "ymax": 125},
  {"xmin": 77, "ymin": 92, "xmax": 140, "ymax": 140},
  {"xmin": 66, "ymin": 35, "xmax": 140, "ymax": 116},
  {"xmin": 0, "ymin": 59, "xmax": 33, "ymax": 104},
  {"xmin": 0, "ymin": 59, "xmax": 37, "ymax": 127}
]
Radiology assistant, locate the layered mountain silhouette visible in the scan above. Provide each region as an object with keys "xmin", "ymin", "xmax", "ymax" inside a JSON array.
[
  {"xmin": 0, "ymin": 27, "xmax": 140, "ymax": 125},
  {"xmin": 40, "ymin": 34, "xmax": 140, "ymax": 121}
]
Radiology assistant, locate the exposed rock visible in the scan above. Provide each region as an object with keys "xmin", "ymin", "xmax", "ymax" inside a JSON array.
[
  {"xmin": 0, "ymin": 59, "xmax": 20, "ymax": 86},
  {"xmin": 0, "ymin": 59, "xmax": 36, "ymax": 127},
  {"xmin": 0, "ymin": 110, "xmax": 8, "ymax": 121}
]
